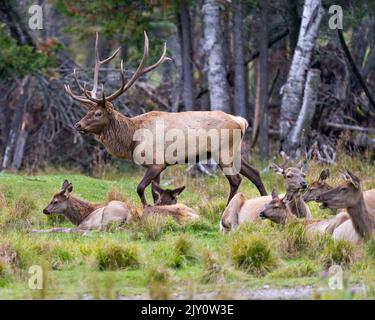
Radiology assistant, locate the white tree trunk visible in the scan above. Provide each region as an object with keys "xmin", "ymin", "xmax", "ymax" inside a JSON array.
[
  {"xmin": 289, "ymin": 68, "xmax": 321, "ymax": 156},
  {"xmin": 280, "ymin": 0, "xmax": 324, "ymax": 153},
  {"xmin": 202, "ymin": 0, "xmax": 231, "ymax": 113}
]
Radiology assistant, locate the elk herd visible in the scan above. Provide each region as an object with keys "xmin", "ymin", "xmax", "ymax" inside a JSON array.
[{"xmin": 28, "ymin": 32, "xmax": 375, "ymax": 245}]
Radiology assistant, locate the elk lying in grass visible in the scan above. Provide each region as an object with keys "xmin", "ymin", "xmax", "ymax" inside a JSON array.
[
  {"xmin": 259, "ymin": 189, "xmax": 349, "ymax": 236},
  {"xmin": 316, "ymin": 171, "xmax": 375, "ymax": 243},
  {"xmin": 220, "ymin": 162, "xmax": 311, "ymax": 231},
  {"xmin": 142, "ymin": 182, "xmax": 199, "ymax": 223},
  {"xmin": 65, "ymin": 32, "xmax": 267, "ymax": 207},
  {"xmin": 33, "ymin": 180, "xmax": 198, "ymax": 233}
]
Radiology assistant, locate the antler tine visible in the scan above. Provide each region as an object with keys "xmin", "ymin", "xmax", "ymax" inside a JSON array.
[
  {"xmin": 106, "ymin": 31, "xmax": 149, "ymax": 101},
  {"xmin": 142, "ymin": 42, "xmax": 172, "ymax": 74},
  {"xmin": 91, "ymin": 32, "xmax": 121, "ymax": 99},
  {"xmin": 83, "ymin": 83, "xmax": 102, "ymax": 104},
  {"xmin": 64, "ymin": 84, "xmax": 92, "ymax": 104}
]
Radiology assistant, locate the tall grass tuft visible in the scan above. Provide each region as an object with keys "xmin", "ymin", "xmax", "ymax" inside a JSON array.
[
  {"xmin": 106, "ymin": 187, "xmax": 129, "ymax": 203},
  {"xmin": 145, "ymin": 265, "xmax": 172, "ymax": 300},
  {"xmin": 320, "ymin": 237, "xmax": 356, "ymax": 267},
  {"xmin": 281, "ymin": 221, "xmax": 309, "ymax": 256},
  {"xmin": 131, "ymin": 215, "xmax": 179, "ymax": 241},
  {"xmin": 201, "ymin": 250, "xmax": 225, "ymax": 283},
  {"xmin": 229, "ymin": 233, "xmax": 278, "ymax": 275},
  {"xmin": 4, "ymin": 195, "xmax": 36, "ymax": 229},
  {"xmin": 95, "ymin": 241, "xmax": 140, "ymax": 271}
]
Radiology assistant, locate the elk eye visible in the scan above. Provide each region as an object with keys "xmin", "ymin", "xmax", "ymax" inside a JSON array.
[
  {"xmin": 95, "ymin": 112, "xmax": 102, "ymax": 117},
  {"xmin": 53, "ymin": 200, "xmax": 58, "ymax": 204},
  {"xmin": 286, "ymin": 175, "xmax": 292, "ymax": 178}
]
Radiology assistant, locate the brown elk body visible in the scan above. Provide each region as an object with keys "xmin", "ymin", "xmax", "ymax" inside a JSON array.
[
  {"xmin": 316, "ymin": 171, "xmax": 375, "ymax": 241},
  {"xmin": 34, "ymin": 180, "xmax": 198, "ymax": 233},
  {"xmin": 220, "ymin": 162, "xmax": 310, "ymax": 231},
  {"xmin": 65, "ymin": 32, "xmax": 267, "ymax": 207}
]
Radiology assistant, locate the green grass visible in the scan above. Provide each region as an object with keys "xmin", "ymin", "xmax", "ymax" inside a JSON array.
[{"xmin": 1, "ymin": 156, "xmax": 375, "ymax": 299}]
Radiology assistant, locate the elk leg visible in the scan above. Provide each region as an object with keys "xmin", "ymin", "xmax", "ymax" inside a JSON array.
[
  {"xmin": 240, "ymin": 157, "xmax": 268, "ymax": 196},
  {"xmin": 223, "ymin": 172, "xmax": 242, "ymax": 205},
  {"xmin": 137, "ymin": 165, "xmax": 166, "ymax": 207},
  {"xmin": 151, "ymin": 174, "xmax": 161, "ymax": 204}
]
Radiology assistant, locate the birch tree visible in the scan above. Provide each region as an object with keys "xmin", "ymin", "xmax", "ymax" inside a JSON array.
[
  {"xmin": 202, "ymin": 0, "xmax": 231, "ymax": 113},
  {"xmin": 280, "ymin": 0, "xmax": 324, "ymax": 155}
]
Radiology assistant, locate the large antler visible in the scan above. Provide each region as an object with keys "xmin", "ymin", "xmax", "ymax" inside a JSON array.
[
  {"xmin": 65, "ymin": 31, "xmax": 170, "ymax": 105},
  {"xmin": 105, "ymin": 31, "xmax": 171, "ymax": 102}
]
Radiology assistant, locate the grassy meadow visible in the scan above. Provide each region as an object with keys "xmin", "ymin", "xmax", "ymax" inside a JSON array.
[{"xmin": 1, "ymin": 156, "xmax": 375, "ymax": 300}]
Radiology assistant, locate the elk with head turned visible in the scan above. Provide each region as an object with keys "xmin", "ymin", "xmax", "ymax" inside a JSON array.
[
  {"xmin": 220, "ymin": 160, "xmax": 310, "ymax": 231},
  {"xmin": 65, "ymin": 32, "xmax": 267, "ymax": 207}
]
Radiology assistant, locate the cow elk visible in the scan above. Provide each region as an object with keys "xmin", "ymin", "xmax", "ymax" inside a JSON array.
[
  {"xmin": 34, "ymin": 180, "xmax": 198, "ymax": 233},
  {"xmin": 65, "ymin": 32, "xmax": 267, "ymax": 207},
  {"xmin": 35, "ymin": 180, "xmax": 133, "ymax": 232},
  {"xmin": 304, "ymin": 168, "xmax": 375, "ymax": 212},
  {"xmin": 259, "ymin": 189, "xmax": 350, "ymax": 236},
  {"xmin": 220, "ymin": 161, "xmax": 311, "ymax": 231},
  {"xmin": 316, "ymin": 171, "xmax": 375, "ymax": 241}
]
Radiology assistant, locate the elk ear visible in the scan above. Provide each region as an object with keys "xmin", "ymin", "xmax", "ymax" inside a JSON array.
[
  {"xmin": 318, "ymin": 169, "xmax": 330, "ymax": 182},
  {"xmin": 296, "ymin": 160, "xmax": 308, "ymax": 174},
  {"xmin": 269, "ymin": 163, "xmax": 284, "ymax": 175},
  {"xmin": 346, "ymin": 170, "xmax": 361, "ymax": 189},
  {"xmin": 271, "ymin": 188, "xmax": 279, "ymax": 200},
  {"xmin": 171, "ymin": 185, "xmax": 186, "ymax": 197},
  {"xmin": 62, "ymin": 180, "xmax": 70, "ymax": 191},
  {"xmin": 67, "ymin": 183, "xmax": 73, "ymax": 193}
]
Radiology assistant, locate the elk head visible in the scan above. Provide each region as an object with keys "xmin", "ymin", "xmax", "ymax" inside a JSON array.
[
  {"xmin": 316, "ymin": 171, "xmax": 362, "ymax": 209},
  {"xmin": 303, "ymin": 168, "xmax": 332, "ymax": 202},
  {"xmin": 259, "ymin": 189, "xmax": 289, "ymax": 224},
  {"xmin": 269, "ymin": 160, "xmax": 308, "ymax": 193},
  {"xmin": 151, "ymin": 181, "xmax": 186, "ymax": 205},
  {"xmin": 43, "ymin": 180, "xmax": 73, "ymax": 215},
  {"xmin": 64, "ymin": 32, "xmax": 171, "ymax": 135}
]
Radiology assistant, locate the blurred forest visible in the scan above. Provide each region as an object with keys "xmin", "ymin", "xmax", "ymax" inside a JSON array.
[{"xmin": 1, "ymin": 0, "xmax": 375, "ymax": 175}]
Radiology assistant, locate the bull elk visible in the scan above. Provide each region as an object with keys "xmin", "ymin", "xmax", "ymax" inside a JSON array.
[
  {"xmin": 316, "ymin": 171, "xmax": 375, "ymax": 242},
  {"xmin": 220, "ymin": 161, "xmax": 311, "ymax": 231},
  {"xmin": 65, "ymin": 32, "xmax": 267, "ymax": 207},
  {"xmin": 33, "ymin": 179, "xmax": 198, "ymax": 233}
]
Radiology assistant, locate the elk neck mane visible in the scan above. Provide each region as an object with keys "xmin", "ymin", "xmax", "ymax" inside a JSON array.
[
  {"xmin": 64, "ymin": 196, "xmax": 100, "ymax": 225},
  {"xmin": 96, "ymin": 109, "xmax": 136, "ymax": 160}
]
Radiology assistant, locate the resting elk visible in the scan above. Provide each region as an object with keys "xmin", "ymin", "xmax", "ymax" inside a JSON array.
[
  {"xmin": 64, "ymin": 32, "xmax": 267, "ymax": 207},
  {"xmin": 259, "ymin": 189, "xmax": 350, "ymax": 236},
  {"xmin": 33, "ymin": 180, "xmax": 198, "ymax": 233},
  {"xmin": 220, "ymin": 161, "xmax": 311, "ymax": 231},
  {"xmin": 316, "ymin": 171, "xmax": 375, "ymax": 243}
]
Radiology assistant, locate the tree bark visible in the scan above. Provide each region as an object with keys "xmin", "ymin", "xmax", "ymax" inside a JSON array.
[
  {"xmin": 202, "ymin": 0, "xmax": 231, "ymax": 113},
  {"xmin": 285, "ymin": 0, "xmax": 300, "ymax": 53},
  {"xmin": 280, "ymin": 0, "xmax": 324, "ymax": 154},
  {"xmin": 258, "ymin": 1, "xmax": 269, "ymax": 161},
  {"xmin": 1, "ymin": 76, "xmax": 30, "ymax": 172},
  {"xmin": 178, "ymin": 0, "xmax": 194, "ymax": 111},
  {"xmin": 233, "ymin": 0, "xmax": 247, "ymax": 118},
  {"xmin": 289, "ymin": 68, "xmax": 320, "ymax": 156}
]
